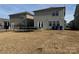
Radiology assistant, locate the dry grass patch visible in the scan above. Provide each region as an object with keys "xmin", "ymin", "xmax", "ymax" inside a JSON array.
[{"xmin": 0, "ymin": 30, "xmax": 78, "ymax": 53}]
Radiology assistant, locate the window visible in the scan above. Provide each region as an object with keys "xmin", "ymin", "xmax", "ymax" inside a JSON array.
[
  {"xmin": 52, "ymin": 13, "xmax": 55, "ymax": 16},
  {"xmin": 41, "ymin": 22, "xmax": 43, "ymax": 28},
  {"xmin": 57, "ymin": 21, "xmax": 60, "ymax": 26},
  {"xmin": 52, "ymin": 11, "xmax": 59, "ymax": 16},
  {"xmin": 39, "ymin": 22, "xmax": 40, "ymax": 28},
  {"xmin": 49, "ymin": 21, "xmax": 52, "ymax": 26},
  {"xmin": 53, "ymin": 21, "xmax": 55, "ymax": 26},
  {"xmin": 56, "ymin": 11, "xmax": 59, "ymax": 16}
]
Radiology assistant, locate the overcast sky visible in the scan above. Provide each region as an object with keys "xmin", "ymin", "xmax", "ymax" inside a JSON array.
[{"xmin": 0, "ymin": 4, "xmax": 76, "ymax": 23}]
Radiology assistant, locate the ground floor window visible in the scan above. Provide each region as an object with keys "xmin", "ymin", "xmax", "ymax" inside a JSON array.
[
  {"xmin": 48, "ymin": 21, "xmax": 63, "ymax": 30},
  {"xmin": 53, "ymin": 21, "xmax": 55, "ymax": 26},
  {"xmin": 39, "ymin": 21, "xmax": 40, "ymax": 28},
  {"xmin": 49, "ymin": 21, "xmax": 57, "ymax": 26},
  {"xmin": 57, "ymin": 21, "xmax": 60, "ymax": 26},
  {"xmin": 53, "ymin": 21, "xmax": 60, "ymax": 26},
  {"xmin": 49, "ymin": 21, "xmax": 52, "ymax": 26},
  {"xmin": 41, "ymin": 22, "xmax": 43, "ymax": 28}
]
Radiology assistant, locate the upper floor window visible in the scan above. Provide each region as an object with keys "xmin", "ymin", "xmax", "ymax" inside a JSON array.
[
  {"xmin": 56, "ymin": 11, "xmax": 59, "ymax": 16},
  {"xmin": 52, "ymin": 13, "xmax": 55, "ymax": 16},
  {"xmin": 52, "ymin": 11, "xmax": 59, "ymax": 16}
]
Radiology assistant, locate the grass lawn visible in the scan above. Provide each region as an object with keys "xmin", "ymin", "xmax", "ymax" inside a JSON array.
[{"xmin": 0, "ymin": 30, "xmax": 79, "ymax": 54}]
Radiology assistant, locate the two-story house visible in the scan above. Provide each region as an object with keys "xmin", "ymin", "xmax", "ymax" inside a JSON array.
[
  {"xmin": 33, "ymin": 7, "xmax": 66, "ymax": 30},
  {"xmin": 9, "ymin": 12, "xmax": 34, "ymax": 30}
]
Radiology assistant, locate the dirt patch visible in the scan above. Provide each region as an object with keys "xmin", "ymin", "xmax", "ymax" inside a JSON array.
[{"xmin": 0, "ymin": 30, "xmax": 78, "ymax": 53}]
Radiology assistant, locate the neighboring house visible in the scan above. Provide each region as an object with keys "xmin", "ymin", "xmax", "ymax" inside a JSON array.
[
  {"xmin": 33, "ymin": 7, "xmax": 66, "ymax": 30},
  {"xmin": 74, "ymin": 4, "xmax": 79, "ymax": 30},
  {"xmin": 0, "ymin": 18, "xmax": 9, "ymax": 29},
  {"xmin": 68, "ymin": 20, "xmax": 75, "ymax": 29},
  {"xmin": 9, "ymin": 12, "xmax": 34, "ymax": 30}
]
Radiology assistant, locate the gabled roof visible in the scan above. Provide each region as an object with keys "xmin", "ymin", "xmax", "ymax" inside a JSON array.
[
  {"xmin": 33, "ymin": 7, "xmax": 65, "ymax": 12},
  {"xmin": 9, "ymin": 11, "xmax": 34, "ymax": 16}
]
